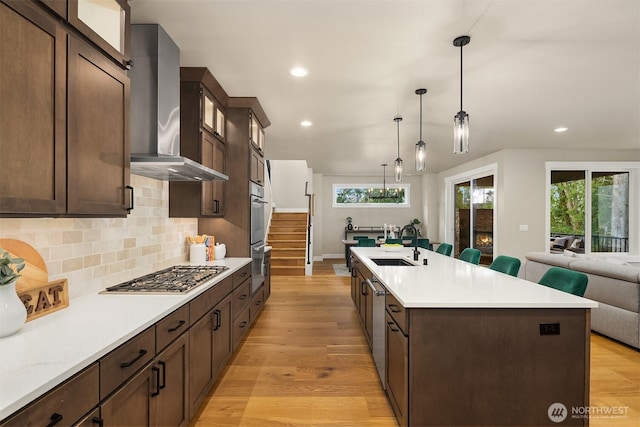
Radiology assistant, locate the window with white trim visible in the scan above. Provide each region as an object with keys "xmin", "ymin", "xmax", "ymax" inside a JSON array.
[{"xmin": 332, "ymin": 184, "xmax": 410, "ymax": 207}]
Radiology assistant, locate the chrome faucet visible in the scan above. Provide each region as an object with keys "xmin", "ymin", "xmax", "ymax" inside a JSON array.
[{"xmin": 401, "ymin": 224, "xmax": 420, "ymax": 261}]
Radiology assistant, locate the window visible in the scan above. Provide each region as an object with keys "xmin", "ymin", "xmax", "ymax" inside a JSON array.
[
  {"xmin": 547, "ymin": 162, "xmax": 638, "ymax": 255},
  {"xmin": 332, "ymin": 184, "xmax": 410, "ymax": 207}
]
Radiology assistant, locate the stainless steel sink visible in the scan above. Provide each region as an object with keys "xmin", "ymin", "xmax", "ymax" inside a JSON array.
[{"xmin": 370, "ymin": 258, "xmax": 416, "ymax": 266}]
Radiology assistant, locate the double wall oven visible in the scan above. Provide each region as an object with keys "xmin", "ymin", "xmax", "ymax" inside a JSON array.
[{"xmin": 250, "ymin": 182, "xmax": 267, "ymax": 295}]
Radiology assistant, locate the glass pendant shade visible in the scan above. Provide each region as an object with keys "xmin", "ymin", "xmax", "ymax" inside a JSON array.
[
  {"xmin": 394, "ymin": 158, "xmax": 403, "ymax": 182},
  {"xmin": 453, "ymin": 111, "xmax": 469, "ymax": 154},
  {"xmin": 415, "ymin": 140, "xmax": 426, "ymax": 171}
]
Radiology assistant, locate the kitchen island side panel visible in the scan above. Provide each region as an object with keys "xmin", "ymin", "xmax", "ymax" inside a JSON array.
[{"xmin": 408, "ymin": 308, "xmax": 590, "ymax": 427}]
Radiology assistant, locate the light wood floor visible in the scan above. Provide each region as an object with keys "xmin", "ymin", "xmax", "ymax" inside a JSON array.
[{"xmin": 191, "ymin": 260, "xmax": 640, "ymax": 427}]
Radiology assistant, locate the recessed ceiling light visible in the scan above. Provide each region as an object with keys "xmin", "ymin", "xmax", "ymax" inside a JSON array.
[
  {"xmin": 300, "ymin": 120, "xmax": 312, "ymax": 127},
  {"xmin": 290, "ymin": 66, "xmax": 309, "ymax": 77},
  {"xmin": 554, "ymin": 127, "xmax": 568, "ymax": 133}
]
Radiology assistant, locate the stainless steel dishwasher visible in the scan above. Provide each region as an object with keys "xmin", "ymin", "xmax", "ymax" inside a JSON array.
[{"xmin": 366, "ymin": 277, "xmax": 386, "ymax": 388}]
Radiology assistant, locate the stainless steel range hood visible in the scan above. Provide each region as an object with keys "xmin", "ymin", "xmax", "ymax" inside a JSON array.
[{"xmin": 129, "ymin": 24, "xmax": 228, "ymax": 182}]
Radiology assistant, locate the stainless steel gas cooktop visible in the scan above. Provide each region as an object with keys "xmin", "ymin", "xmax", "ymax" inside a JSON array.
[{"xmin": 102, "ymin": 265, "xmax": 229, "ymax": 294}]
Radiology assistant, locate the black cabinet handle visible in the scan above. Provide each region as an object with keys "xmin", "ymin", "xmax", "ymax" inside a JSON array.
[
  {"xmin": 167, "ymin": 320, "xmax": 186, "ymax": 332},
  {"xmin": 214, "ymin": 199, "xmax": 220, "ymax": 213},
  {"xmin": 361, "ymin": 281, "xmax": 367, "ymax": 296},
  {"xmin": 239, "ymin": 294, "xmax": 247, "ymax": 300},
  {"xmin": 46, "ymin": 413, "xmax": 63, "ymax": 427},
  {"xmin": 120, "ymin": 349, "xmax": 147, "ymax": 368},
  {"xmin": 255, "ymin": 299, "xmax": 262, "ymax": 306},
  {"xmin": 126, "ymin": 185, "xmax": 134, "ymax": 212},
  {"xmin": 91, "ymin": 416, "xmax": 104, "ymax": 427},
  {"xmin": 158, "ymin": 361, "xmax": 166, "ymax": 390},
  {"xmin": 387, "ymin": 321, "xmax": 399, "ymax": 333},
  {"xmin": 388, "ymin": 304, "xmax": 401, "ymax": 313},
  {"xmin": 212, "ymin": 309, "xmax": 221, "ymax": 331},
  {"xmin": 239, "ymin": 321, "xmax": 248, "ymax": 328},
  {"xmin": 151, "ymin": 366, "xmax": 161, "ymax": 397}
]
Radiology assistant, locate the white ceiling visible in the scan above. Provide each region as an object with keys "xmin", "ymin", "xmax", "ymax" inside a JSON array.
[{"xmin": 129, "ymin": 0, "xmax": 640, "ymax": 176}]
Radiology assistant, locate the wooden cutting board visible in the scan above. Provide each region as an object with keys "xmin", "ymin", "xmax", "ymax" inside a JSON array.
[
  {"xmin": 0, "ymin": 239, "xmax": 68, "ymax": 321},
  {"xmin": 0, "ymin": 238, "xmax": 49, "ymax": 291}
]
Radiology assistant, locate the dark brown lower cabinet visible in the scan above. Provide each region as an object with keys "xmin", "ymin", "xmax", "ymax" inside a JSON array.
[
  {"xmin": 0, "ymin": 363, "xmax": 99, "ymax": 427},
  {"xmin": 154, "ymin": 333, "xmax": 189, "ymax": 427},
  {"xmin": 76, "ymin": 407, "xmax": 101, "ymax": 426},
  {"xmin": 189, "ymin": 293, "xmax": 233, "ymax": 416},
  {"xmin": 385, "ymin": 311, "xmax": 408, "ymax": 427},
  {"xmin": 100, "ymin": 363, "xmax": 156, "ymax": 426}
]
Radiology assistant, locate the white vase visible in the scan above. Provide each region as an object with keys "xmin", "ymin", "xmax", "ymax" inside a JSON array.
[{"xmin": 0, "ymin": 279, "xmax": 27, "ymax": 338}]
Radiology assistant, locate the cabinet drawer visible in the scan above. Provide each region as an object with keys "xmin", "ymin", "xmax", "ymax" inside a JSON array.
[
  {"xmin": 156, "ymin": 304, "xmax": 190, "ymax": 352},
  {"xmin": 232, "ymin": 264, "xmax": 251, "ymax": 288},
  {"xmin": 232, "ymin": 305, "xmax": 250, "ymax": 350},
  {"xmin": 189, "ymin": 276, "xmax": 232, "ymax": 324},
  {"xmin": 1, "ymin": 363, "xmax": 99, "ymax": 427},
  {"xmin": 100, "ymin": 326, "xmax": 155, "ymax": 399},
  {"xmin": 250, "ymin": 287, "xmax": 265, "ymax": 324},
  {"xmin": 386, "ymin": 293, "xmax": 407, "ymax": 335},
  {"xmin": 232, "ymin": 278, "xmax": 251, "ymax": 319}
]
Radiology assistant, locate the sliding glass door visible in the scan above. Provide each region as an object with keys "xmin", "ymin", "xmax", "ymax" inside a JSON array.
[{"xmin": 454, "ymin": 175, "xmax": 495, "ymax": 264}]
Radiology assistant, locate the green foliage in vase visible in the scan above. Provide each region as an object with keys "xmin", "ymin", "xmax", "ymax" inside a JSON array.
[{"xmin": 0, "ymin": 249, "xmax": 25, "ymax": 286}]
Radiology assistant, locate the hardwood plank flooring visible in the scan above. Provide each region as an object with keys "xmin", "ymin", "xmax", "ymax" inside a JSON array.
[{"xmin": 191, "ymin": 260, "xmax": 640, "ymax": 427}]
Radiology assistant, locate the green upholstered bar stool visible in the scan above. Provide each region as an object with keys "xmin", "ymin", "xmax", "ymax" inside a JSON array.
[
  {"xmin": 459, "ymin": 248, "xmax": 482, "ymax": 265},
  {"xmin": 538, "ymin": 267, "xmax": 588, "ymax": 297},
  {"xmin": 435, "ymin": 243, "xmax": 453, "ymax": 256},
  {"xmin": 357, "ymin": 238, "xmax": 376, "ymax": 247},
  {"xmin": 417, "ymin": 238, "xmax": 430, "ymax": 249},
  {"xmin": 352, "ymin": 236, "xmax": 368, "ymax": 241},
  {"xmin": 489, "ymin": 255, "xmax": 521, "ymax": 277},
  {"xmin": 385, "ymin": 238, "xmax": 403, "ymax": 244}
]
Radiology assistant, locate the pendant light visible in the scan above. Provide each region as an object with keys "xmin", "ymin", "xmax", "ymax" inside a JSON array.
[
  {"xmin": 369, "ymin": 163, "xmax": 399, "ymax": 200},
  {"xmin": 394, "ymin": 116, "xmax": 403, "ymax": 182},
  {"xmin": 453, "ymin": 35, "xmax": 471, "ymax": 154},
  {"xmin": 415, "ymin": 88, "xmax": 427, "ymax": 171}
]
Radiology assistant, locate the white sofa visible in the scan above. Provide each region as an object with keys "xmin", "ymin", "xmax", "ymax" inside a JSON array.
[{"xmin": 525, "ymin": 252, "xmax": 640, "ymax": 349}]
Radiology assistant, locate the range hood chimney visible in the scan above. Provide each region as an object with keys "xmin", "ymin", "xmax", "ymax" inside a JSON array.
[{"xmin": 129, "ymin": 24, "xmax": 228, "ymax": 182}]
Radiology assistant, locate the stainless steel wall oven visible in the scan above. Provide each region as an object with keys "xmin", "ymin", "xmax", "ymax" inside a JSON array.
[{"xmin": 250, "ymin": 182, "xmax": 266, "ymax": 295}]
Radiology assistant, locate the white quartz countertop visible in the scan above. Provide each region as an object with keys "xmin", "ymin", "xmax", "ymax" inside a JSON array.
[
  {"xmin": 351, "ymin": 247, "xmax": 598, "ymax": 309},
  {"xmin": 0, "ymin": 258, "xmax": 251, "ymax": 421}
]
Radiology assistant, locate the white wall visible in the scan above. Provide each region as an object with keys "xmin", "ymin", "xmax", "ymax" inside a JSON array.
[
  {"xmin": 269, "ymin": 160, "xmax": 311, "ymax": 211},
  {"xmin": 437, "ymin": 148, "xmax": 640, "ymax": 262}
]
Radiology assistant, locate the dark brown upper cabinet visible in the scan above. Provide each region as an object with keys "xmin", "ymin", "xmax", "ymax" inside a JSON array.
[
  {"xmin": 169, "ymin": 67, "xmax": 228, "ymax": 218},
  {"xmin": 67, "ymin": 0, "xmax": 130, "ymax": 69},
  {"xmin": 0, "ymin": 0, "xmax": 131, "ymax": 217}
]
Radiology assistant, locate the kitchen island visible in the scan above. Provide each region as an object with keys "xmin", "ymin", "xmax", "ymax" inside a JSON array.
[
  {"xmin": 350, "ymin": 247, "xmax": 597, "ymax": 427},
  {"xmin": 0, "ymin": 258, "xmax": 254, "ymax": 425}
]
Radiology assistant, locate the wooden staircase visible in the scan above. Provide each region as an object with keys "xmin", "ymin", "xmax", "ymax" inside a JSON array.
[{"xmin": 268, "ymin": 212, "xmax": 307, "ymax": 276}]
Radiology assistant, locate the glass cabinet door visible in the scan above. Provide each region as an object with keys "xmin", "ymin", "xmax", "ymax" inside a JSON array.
[
  {"xmin": 202, "ymin": 91, "xmax": 215, "ymax": 133},
  {"xmin": 215, "ymin": 106, "xmax": 225, "ymax": 140},
  {"xmin": 69, "ymin": 0, "xmax": 130, "ymax": 65}
]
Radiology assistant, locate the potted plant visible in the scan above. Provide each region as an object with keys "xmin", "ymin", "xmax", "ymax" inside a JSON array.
[
  {"xmin": 0, "ymin": 249, "xmax": 27, "ymax": 338},
  {"xmin": 346, "ymin": 217, "xmax": 353, "ymax": 230},
  {"xmin": 406, "ymin": 218, "xmax": 421, "ymax": 236}
]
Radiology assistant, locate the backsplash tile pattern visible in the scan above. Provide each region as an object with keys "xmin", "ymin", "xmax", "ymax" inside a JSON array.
[{"xmin": 0, "ymin": 175, "xmax": 198, "ymax": 298}]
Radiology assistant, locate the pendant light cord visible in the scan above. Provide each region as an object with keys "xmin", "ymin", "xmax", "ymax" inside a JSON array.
[
  {"xmin": 396, "ymin": 119, "xmax": 400, "ymax": 157},
  {"xmin": 460, "ymin": 44, "xmax": 464, "ymax": 111},
  {"xmin": 419, "ymin": 93, "xmax": 423, "ymax": 140}
]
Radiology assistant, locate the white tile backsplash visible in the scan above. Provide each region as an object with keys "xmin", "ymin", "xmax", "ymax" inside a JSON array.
[{"xmin": 0, "ymin": 175, "xmax": 198, "ymax": 299}]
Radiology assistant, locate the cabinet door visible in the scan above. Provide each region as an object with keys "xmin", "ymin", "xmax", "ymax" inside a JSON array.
[
  {"xmin": 201, "ymin": 131, "xmax": 225, "ymax": 216},
  {"xmin": 263, "ymin": 253, "xmax": 271, "ymax": 301},
  {"xmin": 67, "ymin": 34, "xmax": 131, "ymax": 216},
  {"xmin": 250, "ymin": 148, "xmax": 264, "ymax": 185},
  {"xmin": 188, "ymin": 310, "xmax": 215, "ymax": 415},
  {"xmin": 386, "ymin": 311, "xmax": 408, "ymax": 427},
  {"xmin": 67, "ymin": 0, "xmax": 130, "ymax": 68},
  {"xmin": 0, "ymin": 0, "xmax": 67, "ymax": 215},
  {"xmin": 212, "ymin": 294, "xmax": 233, "ymax": 381},
  {"xmin": 154, "ymin": 333, "xmax": 189, "ymax": 427},
  {"xmin": 101, "ymin": 364, "xmax": 156, "ymax": 427}
]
